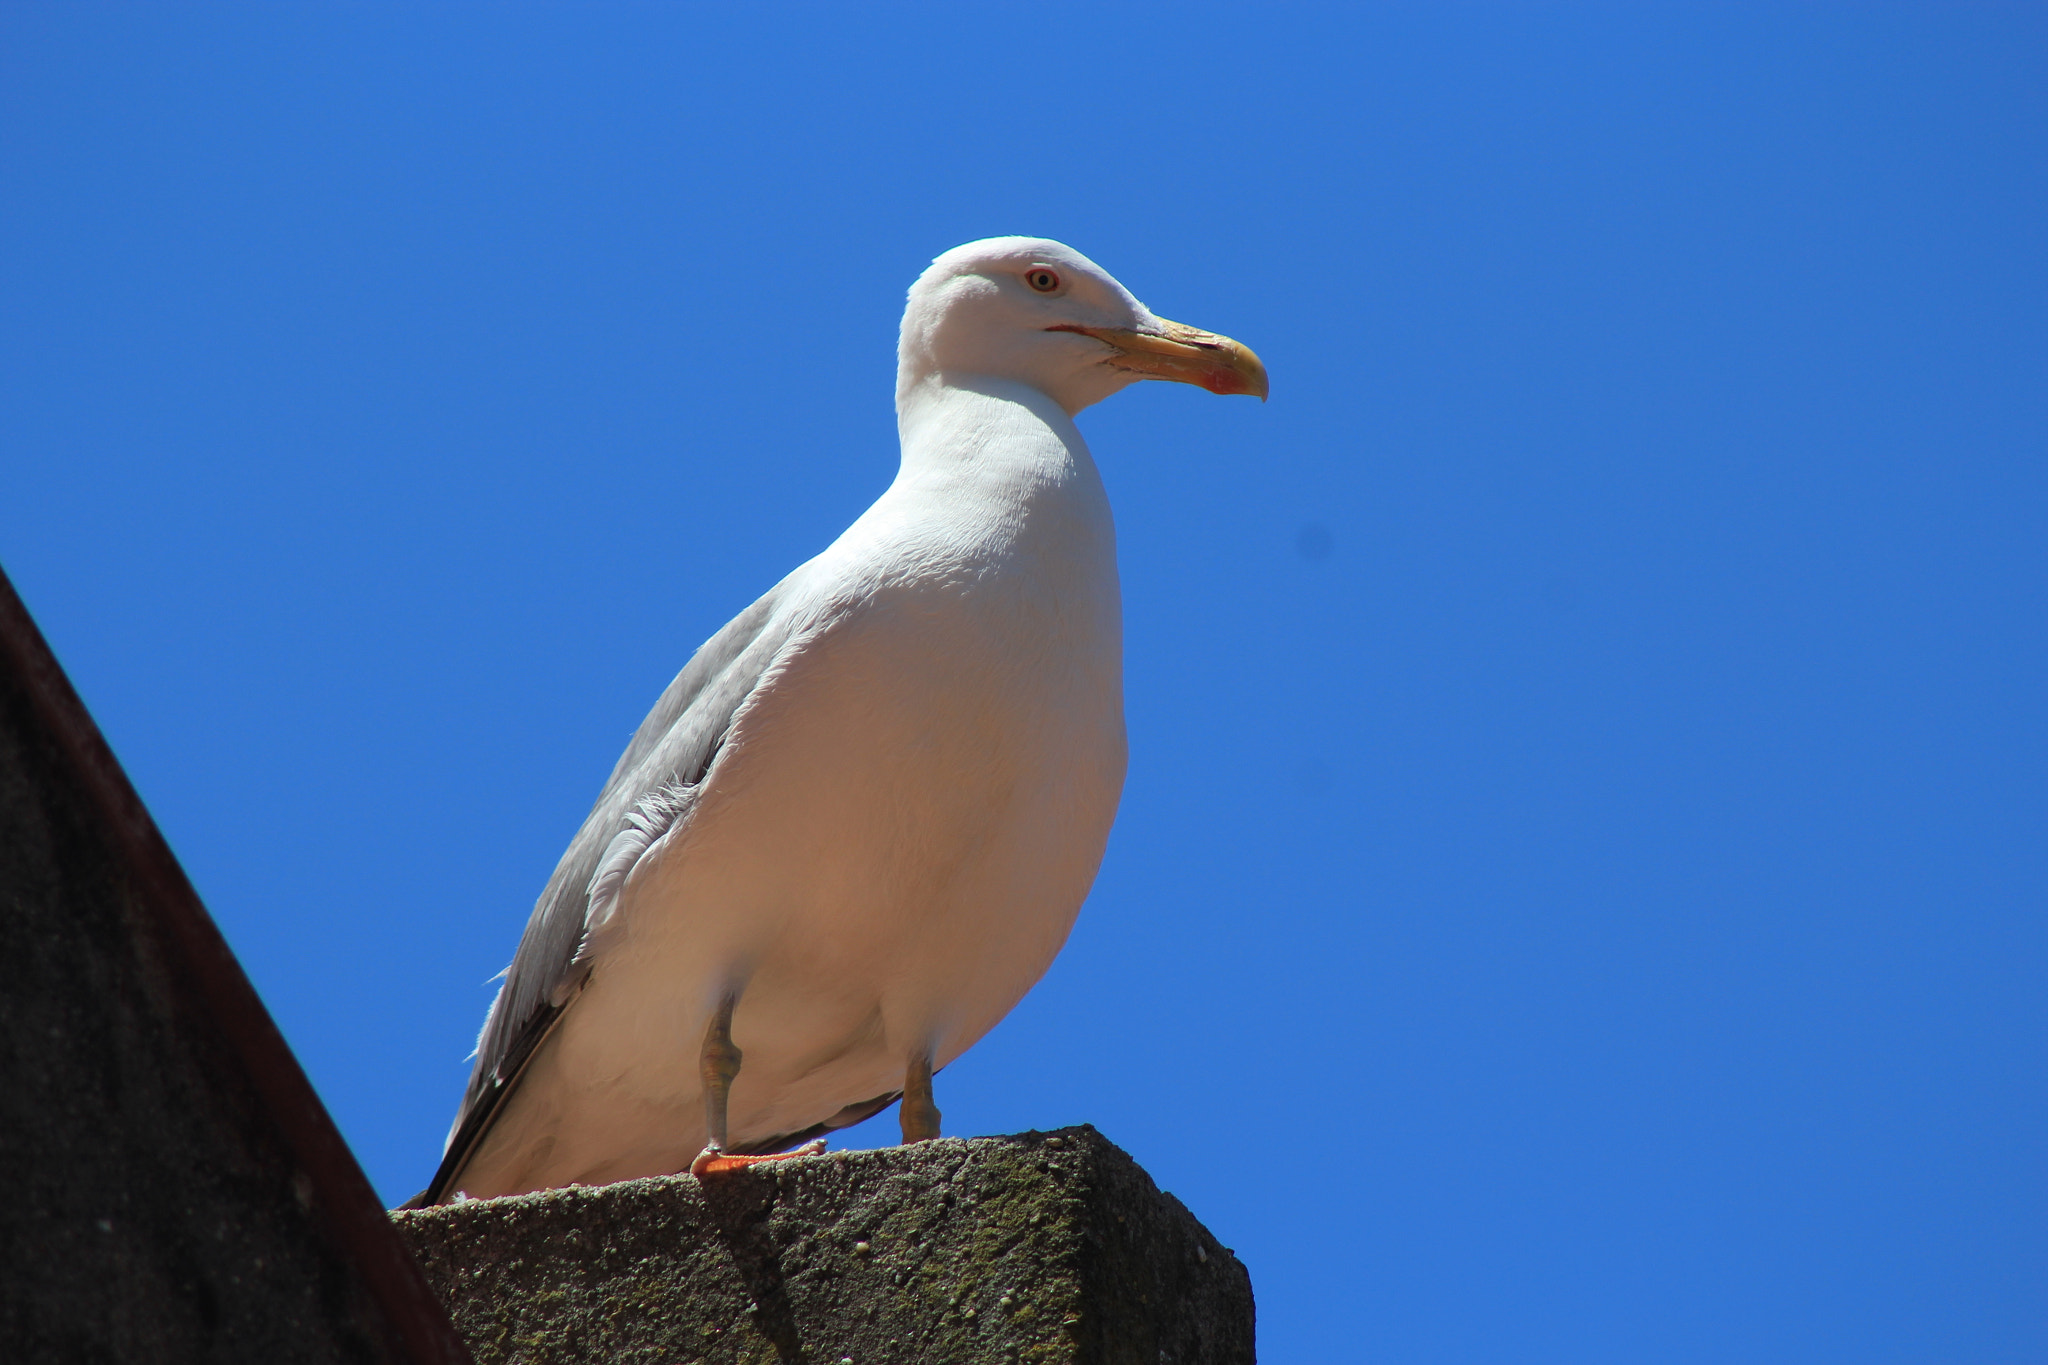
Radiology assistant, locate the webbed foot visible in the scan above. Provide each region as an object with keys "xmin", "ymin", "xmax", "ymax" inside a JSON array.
[{"xmin": 689, "ymin": 1138, "xmax": 827, "ymax": 1176}]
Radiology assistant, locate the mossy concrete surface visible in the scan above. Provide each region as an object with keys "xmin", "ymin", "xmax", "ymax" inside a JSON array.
[{"xmin": 391, "ymin": 1126, "xmax": 1253, "ymax": 1364}]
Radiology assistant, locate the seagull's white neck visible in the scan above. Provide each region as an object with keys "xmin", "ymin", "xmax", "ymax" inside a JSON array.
[
  {"xmin": 894, "ymin": 375, "xmax": 1088, "ymax": 482},
  {"xmin": 859, "ymin": 376, "xmax": 1115, "ymax": 597}
]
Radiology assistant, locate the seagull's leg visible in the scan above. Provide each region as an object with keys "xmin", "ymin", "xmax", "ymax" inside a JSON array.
[
  {"xmin": 899, "ymin": 1048, "xmax": 941, "ymax": 1144},
  {"xmin": 688, "ymin": 994, "xmax": 825, "ymax": 1176},
  {"xmin": 700, "ymin": 993, "xmax": 743, "ymax": 1150}
]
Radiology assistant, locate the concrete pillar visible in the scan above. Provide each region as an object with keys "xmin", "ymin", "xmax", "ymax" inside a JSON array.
[{"xmin": 393, "ymin": 1127, "xmax": 1254, "ymax": 1364}]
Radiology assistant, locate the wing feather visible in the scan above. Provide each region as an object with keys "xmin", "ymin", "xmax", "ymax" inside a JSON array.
[{"xmin": 413, "ymin": 577, "xmax": 806, "ymax": 1204}]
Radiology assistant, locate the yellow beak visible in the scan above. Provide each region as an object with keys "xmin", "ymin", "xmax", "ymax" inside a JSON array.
[{"xmin": 1048, "ymin": 319, "xmax": 1269, "ymax": 400}]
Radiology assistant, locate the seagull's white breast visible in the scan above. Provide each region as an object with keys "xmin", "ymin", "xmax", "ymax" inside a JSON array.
[{"xmin": 457, "ymin": 383, "xmax": 1125, "ymax": 1195}]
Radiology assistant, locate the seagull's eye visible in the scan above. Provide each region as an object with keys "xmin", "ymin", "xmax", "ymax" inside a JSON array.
[{"xmin": 1025, "ymin": 268, "xmax": 1061, "ymax": 293}]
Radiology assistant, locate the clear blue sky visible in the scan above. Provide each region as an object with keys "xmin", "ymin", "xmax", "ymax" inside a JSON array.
[{"xmin": 3, "ymin": 6, "xmax": 2042, "ymax": 1361}]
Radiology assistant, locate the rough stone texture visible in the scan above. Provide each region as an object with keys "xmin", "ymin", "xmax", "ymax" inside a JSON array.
[
  {"xmin": 392, "ymin": 1126, "xmax": 1254, "ymax": 1364},
  {"xmin": 0, "ymin": 566, "xmax": 470, "ymax": 1364}
]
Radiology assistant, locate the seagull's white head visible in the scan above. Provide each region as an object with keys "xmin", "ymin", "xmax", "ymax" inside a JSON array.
[{"xmin": 898, "ymin": 236, "xmax": 1267, "ymax": 417}]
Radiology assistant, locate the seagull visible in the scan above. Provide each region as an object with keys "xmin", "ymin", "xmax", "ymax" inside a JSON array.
[{"xmin": 413, "ymin": 237, "xmax": 1265, "ymax": 1205}]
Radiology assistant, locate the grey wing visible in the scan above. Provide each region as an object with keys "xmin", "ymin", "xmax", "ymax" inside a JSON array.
[{"xmin": 410, "ymin": 577, "xmax": 805, "ymax": 1205}]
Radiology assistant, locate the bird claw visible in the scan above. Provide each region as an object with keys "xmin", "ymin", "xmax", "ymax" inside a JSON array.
[{"xmin": 689, "ymin": 1138, "xmax": 827, "ymax": 1176}]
